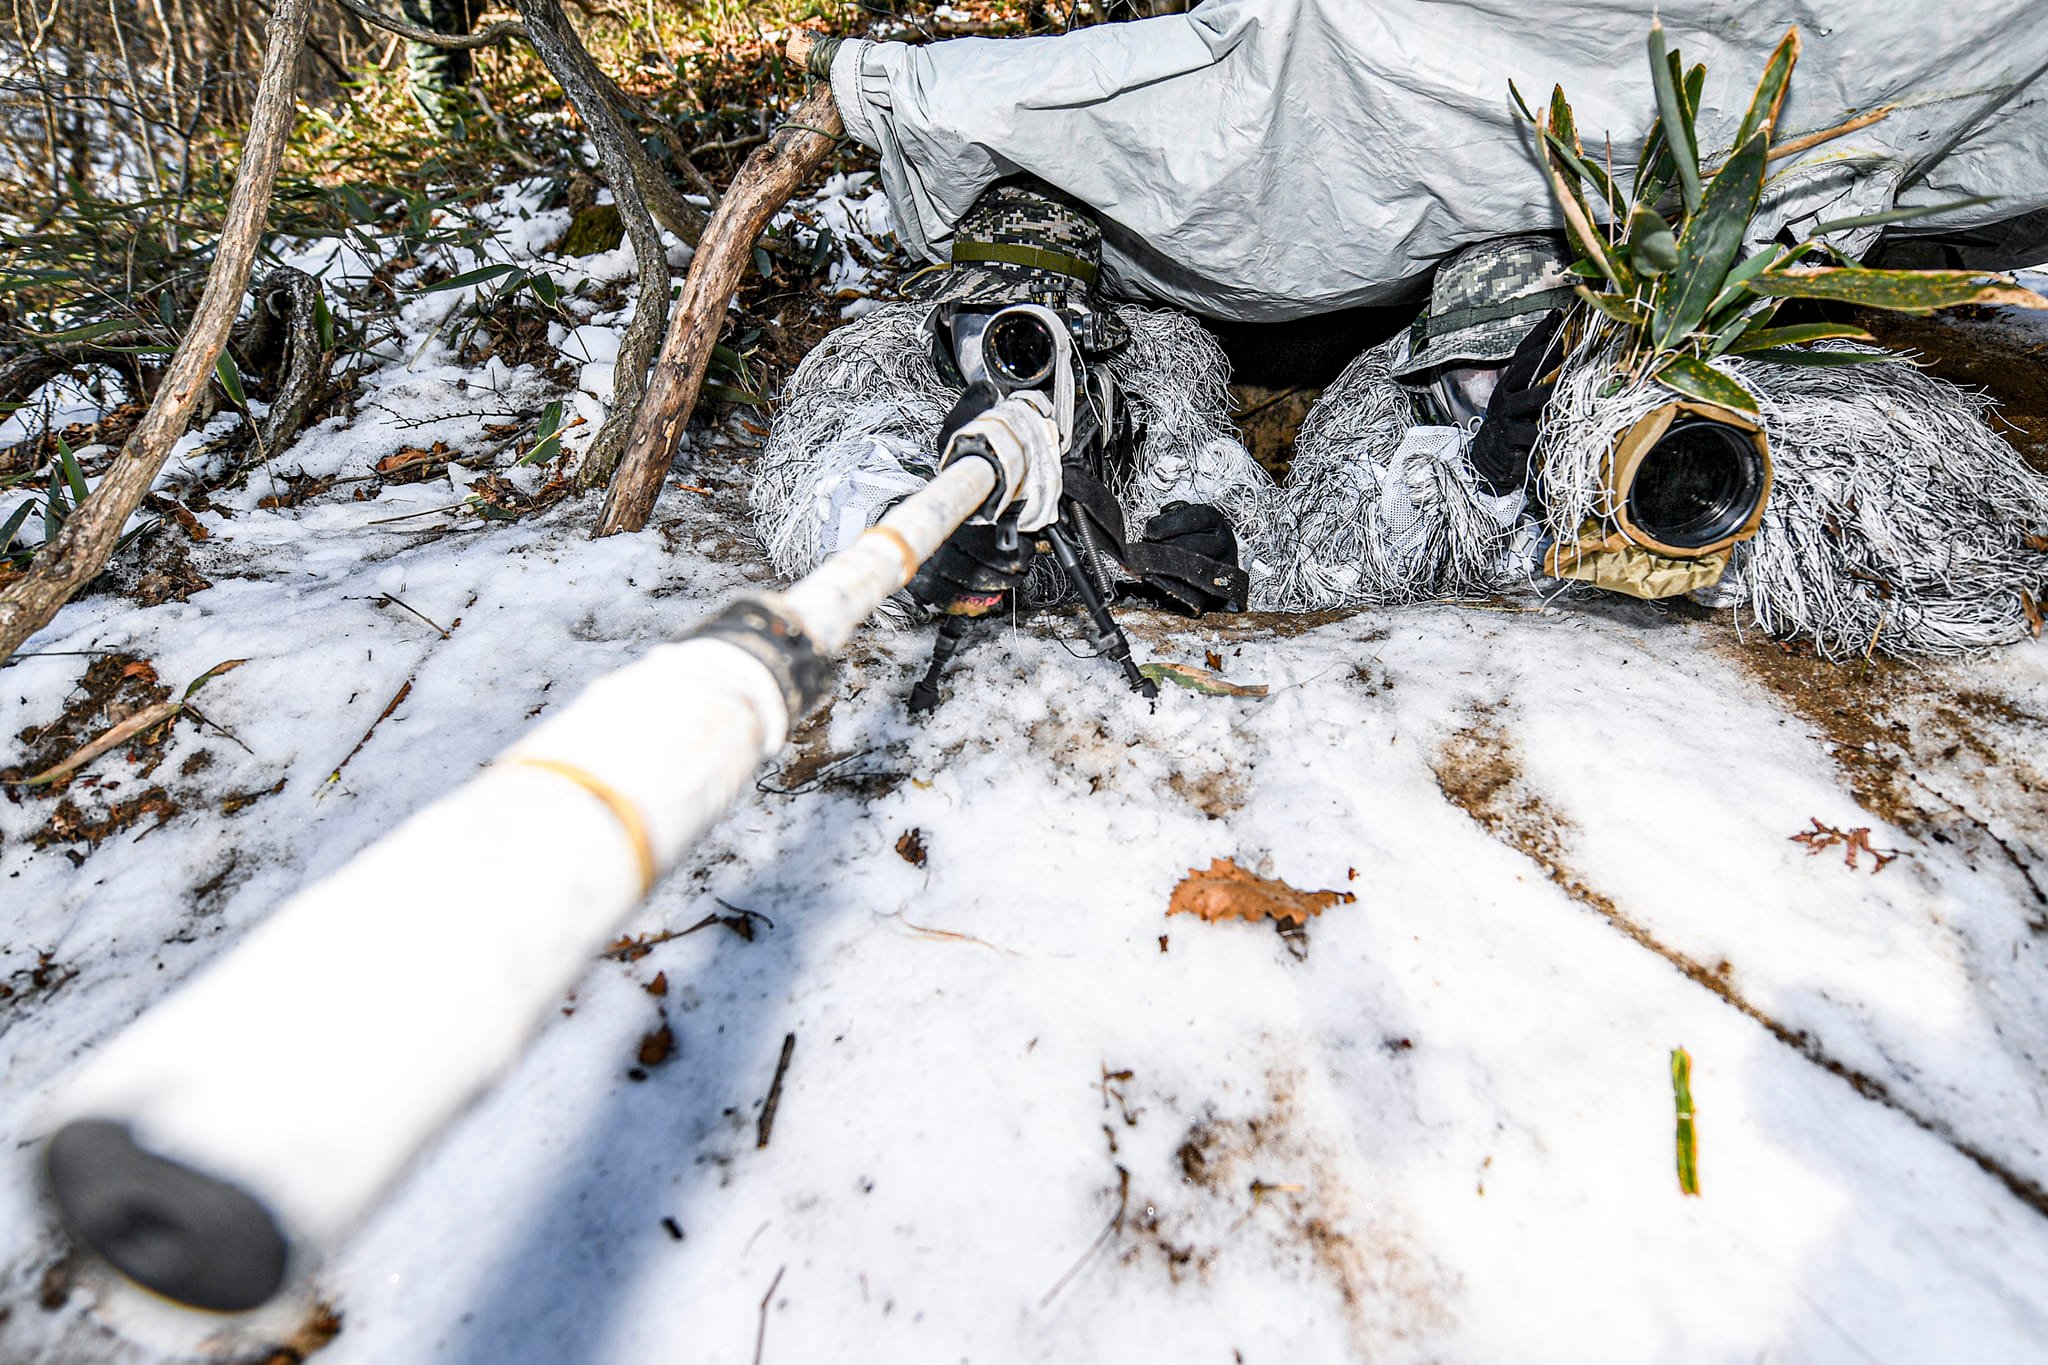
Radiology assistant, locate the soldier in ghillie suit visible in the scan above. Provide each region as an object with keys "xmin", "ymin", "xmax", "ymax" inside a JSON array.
[
  {"xmin": 750, "ymin": 177, "xmax": 1278, "ymax": 627},
  {"xmin": 400, "ymin": 0, "xmax": 483, "ymax": 130}
]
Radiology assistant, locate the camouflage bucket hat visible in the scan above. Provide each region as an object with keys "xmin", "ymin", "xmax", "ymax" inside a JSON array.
[
  {"xmin": 1391, "ymin": 234, "xmax": 1578, "ymax": 381},
  {"xmin": 906, "ymin": 180, "xmax": 1106, "ymax": 313}
]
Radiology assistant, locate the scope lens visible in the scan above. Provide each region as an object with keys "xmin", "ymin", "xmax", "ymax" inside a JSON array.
[
  {"xmin": 1625, "ymin": 418, "xmax": 1766, "ymax": 550},
  {"xmin": 982, "ymin": 310, "xmax": 1058, "ymax": 388}
]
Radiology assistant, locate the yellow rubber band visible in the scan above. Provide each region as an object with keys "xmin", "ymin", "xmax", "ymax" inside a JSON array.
[
  {"xmin": 867, "ymin": 524, "xmax": 922, "ymax": 585},
  {"xmin": 509, "ymin": 757, "xmax": 657, "ymax": 897}
]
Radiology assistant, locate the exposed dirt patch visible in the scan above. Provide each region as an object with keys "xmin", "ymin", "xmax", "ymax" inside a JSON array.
[
  {"xmin": 756, "ymin": 704, "xmax": 907, "ymax": 800},
  {"xmin": 1230, "ymin": 384, "xmax": 1321, "ymax": 480},
  {"xmin": 30, "ymin": 786, "xmax": 179, "ymax": 849},
  {"xmin": 1166, "ymin": 765, "xmax": 1244, "ymax": 820},
  {"xmin": 2, "ymin": 653, "xmax": 172, "ymax": 783},
  {"xmin": 1716, "ymin": 630, "xmax": 2047, "ymax": 910},
  {"xmin": 1085, "ymin": 1065, "xmax": 1450, "ymax": 1354},
  {"xmin": 1430, "ymin": 708, "xmax": 2048, "ymax": 1218}
]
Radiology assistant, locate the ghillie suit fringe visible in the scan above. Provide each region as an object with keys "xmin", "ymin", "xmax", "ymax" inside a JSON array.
[
  {"xmin": 750, "ymin": 301, "xmax": 1279, "ymax": 622},
  {"xmin": 1257, "ymin": 339, "xmax": 1516, "ymax": 611},
  {"xmin": 757, "ymin": 308, "xmax": 2048, "ymax": 658},
  {"xmin": 1539, "ymin": 338, "xmax": 2048, "ymax": 658}
]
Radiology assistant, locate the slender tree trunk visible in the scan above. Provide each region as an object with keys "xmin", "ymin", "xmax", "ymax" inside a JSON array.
[
  {"xmin": 0, "ymin": 0, "xmax": 311, "ymax": 663},
  {"xmin": 595, "ymin": 80, "xmax": 842, "ymax": 536}
]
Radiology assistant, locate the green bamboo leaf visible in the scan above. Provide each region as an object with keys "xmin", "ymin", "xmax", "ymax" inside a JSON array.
[
  {"xmin": 1741, "ymin": 347, "xmax": 1902, "ymax": 368},
  {"xmin": 215, "ymin": 352, "xmax": 248, "ymax": 408},
  {"xmin": 181, "ymin": 658, "xmax": 248, "ymax": 701},
  {"xmin": 753, "ymin": 245, "xmax": 774, "ymax": 279},
  {"xmin": 701, "ymin": 382, "xmax": 765, "ymax": 408},
  {"xmin": 1507, "ymin": 80, "xmax": 1538, "ymax": 125},
  {"xmin": 417, "ymin": 263, "xmax": 520, "ymax": 294},
  {"xmin": 44, "ymin": 470, "xmax": 68, "ymax": 537},
  {"xmin": 1138, "ymin": 662, "xmax": 1269, "ymax": 697},
  {"xmin": 517, "ymin": 399, "xmax": 565, "ymax": 467},
  {"xmin": 1536, "ymin": 113, "xmax": 1624, "ymax": 289},
  {"xmin": 55, "ymin": 434, "xmax": 88, "ymax": 507},
  {"xmin": 1750, "ymin": 267, "xmax": 2048, "ymax": 313},
  {"xmin": 1672, "ymin": 1048, "xmax": 1701, "ymax": 1197},
  {"xmin": 312, "ymin": 291, "xmax": 336, "ymax": 351},
  {"xmin": 526, "ymin": 272, "xmax": 562, "ymax": 310},
  {"xmin": 1653, "ymin": 131, "xmax": 1770, "ymax": 349},
  {"xmin": 20, "ymin": 317, "xmax": 146, "ymax": 345},
  {"xmin": 1726, "ymin": 322, "xmax": 1876, "ymax": 353},
  {"xmin": 1735, "ymin": 28, "xmax": 1802, "ymax": 147},
  {"xmin": 1650, "ymin": 23, "xmax": 1703, "ymax": 214},
  {"xmin": 0, "ymin": 497, "xmax": 34, "ymax": 556},
  {"xmin": 1628, "ymin": 207, "xmax": 1679, "ymax": 276},
  {"xmin": 1575, "ymin": 285, "xmax": 1650, "ymax": 327},
  {"xmin": 1654, "ymin": 354, "xmax": 1761, "ymax": 418},
  {"xmin": 1807, "ymin": 196, "xmax": 1996, "ymax": 237}
]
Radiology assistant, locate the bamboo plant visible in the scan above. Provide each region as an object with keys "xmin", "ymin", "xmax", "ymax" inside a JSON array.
[{"xmin": 1515, "ymin": 22, "xmax": 2048, "ymax": 418}]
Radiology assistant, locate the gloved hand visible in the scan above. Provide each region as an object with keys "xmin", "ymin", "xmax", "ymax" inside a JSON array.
[
  {"xmin": 1122, "ymin": 501, "xmax": 1249, "ymax": 615},
  {"xmin": 906, "ymin": 515, "xmax": 1033, "ymax": 618},
  {"xmin": 1466, "ymin": 311, "xmax": 1564, "ymax": 497}
]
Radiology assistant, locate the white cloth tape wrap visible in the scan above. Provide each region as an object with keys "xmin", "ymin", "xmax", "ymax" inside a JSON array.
[
  {"xmin": 940, "ymin": 389, "xmax": 1064, "ymax": 533},
  {"xmin": 46, "ymin": 637, "xmax": 790, "ymax": 1254}
]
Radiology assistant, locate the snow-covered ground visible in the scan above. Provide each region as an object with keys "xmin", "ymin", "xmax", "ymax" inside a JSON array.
[{"xmin": 3, "ymin": 199, "xmax": 2047, "ymax": 1363}]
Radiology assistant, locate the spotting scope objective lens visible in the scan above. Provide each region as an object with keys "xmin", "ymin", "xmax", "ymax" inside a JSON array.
[
  {"xmin": 1623, "ymin": 417, "xmax": 1768, "ymax": 552},
  {"xmin": 980, "ymin": 309, "xmax": 1059, "ymax": 389}
]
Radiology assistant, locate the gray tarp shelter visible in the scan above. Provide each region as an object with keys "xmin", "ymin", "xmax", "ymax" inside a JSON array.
[{"xmin": 825, "ymin": 0, "xmax": 2048, "ymax": 320}]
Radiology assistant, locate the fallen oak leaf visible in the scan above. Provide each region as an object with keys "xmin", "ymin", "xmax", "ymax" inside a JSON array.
[
  {"xmin": 895, "ymin": 827, "xmax": 928, "ymax": 867},
  {"xmin": 1168, "ymin": 858, "xmax": 1356, "ymax": 927}
]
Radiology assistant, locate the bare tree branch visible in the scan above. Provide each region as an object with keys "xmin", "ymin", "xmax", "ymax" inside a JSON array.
[
  {"xmin": 326, "ymin": 0, "xmax": 527, "ymax": 50},
  {"xmin": 0, "ymin": 0, "xmax": 313, "ymax": 662},
  {"xmin": 595, "ymin": 48, "xmax": 842, "ymax": 535},
  {"xmin": 511, "ymin": 0, "xmax": 673, "ymax": 490}
]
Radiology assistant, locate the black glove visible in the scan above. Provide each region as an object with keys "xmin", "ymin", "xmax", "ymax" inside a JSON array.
[
  {"xmin": 1122, "ymin": 501, "xmax": 1248, "ymax": 616},
  {"xmin": 1466, "ymin": 311, "xmax": 1564, "ymax": 497},
  {"xmin": 906, "ymin": 516, "xmax": 1032, "ymax": 617}
]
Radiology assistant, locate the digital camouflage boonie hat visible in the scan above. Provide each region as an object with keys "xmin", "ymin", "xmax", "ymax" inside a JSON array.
[
  {"xmin": 1390, "ymin": 234, "xmax": 1577, "ymax": 381},
  {"xmin": 906, "ymin": 180, "xmax": 1126, "ymax": 350}
]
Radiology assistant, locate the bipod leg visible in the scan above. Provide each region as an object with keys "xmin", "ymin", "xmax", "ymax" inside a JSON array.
[
  {"xmin": 908, "ymin": 609, "xmax": 984, "ymax": 715},
  {"xmin": 1043, "ymin": 522, "xmax": 1158, "ymax": 699}
]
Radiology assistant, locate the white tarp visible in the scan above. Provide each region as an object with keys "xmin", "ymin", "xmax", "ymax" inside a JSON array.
[{"xmin": 827, "ymin": 0, "xmax": 2048, "ymax": 320}]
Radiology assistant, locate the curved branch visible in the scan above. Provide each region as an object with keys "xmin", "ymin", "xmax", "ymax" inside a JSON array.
[
  {"xmin": 0, "ymin": 0, "xmax": 315, "ymax": 662},
  {"xmin": 326, "ymin": 0, "xmax": 529, "ymax": 50},
  {"xmin": 512, "ymin": 0, "xmax": 674, "ymax": 490}
]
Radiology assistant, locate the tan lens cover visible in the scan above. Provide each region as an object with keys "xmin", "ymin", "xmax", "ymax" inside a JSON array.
[{"xmin": 1545, "ymin": 524, "xmax": 1732, "ymax": 600}]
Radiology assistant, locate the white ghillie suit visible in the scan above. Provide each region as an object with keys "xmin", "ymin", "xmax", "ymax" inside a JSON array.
[
  {"xmin": 1266, "ymin": 334, "xmax": 2048, "ymax": 658},
  {"xmin": 1538, "ymin": 342, "xmax": 2048, "ymax": 659},
  {"xmin": 1256, "ymin": 339, "xmax": 1523, "ymax": 612},
  {"xmin": 750, "ymin": 300, "xmax": 1282, "ymax": 619}
]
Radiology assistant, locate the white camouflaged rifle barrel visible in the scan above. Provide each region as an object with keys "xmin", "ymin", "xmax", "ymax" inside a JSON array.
[{"xmin": 39, "ymin": 432, "xmax": 1020, "ymax": 1319}]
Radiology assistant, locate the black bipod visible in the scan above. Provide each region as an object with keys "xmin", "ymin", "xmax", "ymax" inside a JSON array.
[
  {"xmin": 908, "ymin": 512, "xmax": 1157, "ymax": 716},
  {"xmin": 1041, "ymin": 522, "xmax": 1157, "ymax": 700},
  {"xmin": 908, "ymin": 610, "xmax": 984, "ymax": 715}
]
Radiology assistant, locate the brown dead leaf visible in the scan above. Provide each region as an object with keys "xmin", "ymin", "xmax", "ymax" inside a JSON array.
[
  {"xmin": 2023, "ymin": 591, "xmax": 2043, "ymax": 640},
  {"xmin": 1167, "ymin": 858, "xmax": 1356, "ymax": 927},
  {"xmin": 1791, "ymin": 818, "xmax": 1901, "ymax": 873},
  {"xmin": 638, "ymin": 1023, "xmax": 674, "ymax": 1067},
  {"xmin": 1205, "ymin": 649, "xmax": 1223, "ymax": 671},
  {"xmin": 646, "ymin": 971, "xmax": 668, "ymax": 996},
  {"xmin": 895, "ymin": 827, "xmax": 928, "ymax": 868}
]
